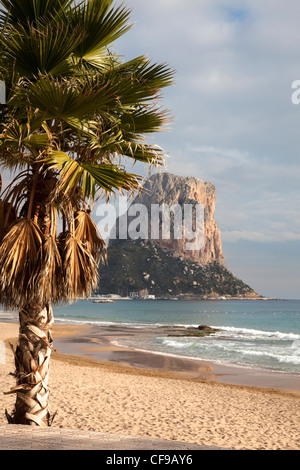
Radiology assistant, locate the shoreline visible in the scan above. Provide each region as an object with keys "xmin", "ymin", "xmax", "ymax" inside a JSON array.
[
  {"xmin": 52, "ymin": 323, "xmax": 300, "ymax": 396},
  {"xmin": 2, "ymin": 320, "xmax": 300, "ymax": 396},
  {"xmin": 1, "ymin": 321, "xmax": 300, "ymax": 449}
]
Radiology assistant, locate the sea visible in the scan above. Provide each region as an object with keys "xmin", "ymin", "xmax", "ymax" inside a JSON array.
[{"xmin": 1, "ymin": 299, "xmax": 300, "ymax": 375}]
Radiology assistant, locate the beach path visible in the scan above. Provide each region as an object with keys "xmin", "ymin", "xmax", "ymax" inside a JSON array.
[{"xmin": 0, "ymin": 424, "xmax": 227, "ymax": 450}]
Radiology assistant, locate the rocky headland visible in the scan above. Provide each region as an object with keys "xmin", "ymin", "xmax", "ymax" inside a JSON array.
[{"xmin": 96, "ymin": 173, "xmax": 260, "ymax": 299}]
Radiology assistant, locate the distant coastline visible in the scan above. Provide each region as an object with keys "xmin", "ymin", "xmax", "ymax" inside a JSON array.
[{"xmin": 90, "ymin": 294, "xmax": 285, "ymax": 302}]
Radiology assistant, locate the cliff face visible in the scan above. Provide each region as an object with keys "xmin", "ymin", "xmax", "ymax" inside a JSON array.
[
  {"xmin": 129, "ymin": 173, "xmax": 225, "ymax": 266},
  {"xmin": 97, "ymin": 172, "xmax": 259, "ymax": 299}
]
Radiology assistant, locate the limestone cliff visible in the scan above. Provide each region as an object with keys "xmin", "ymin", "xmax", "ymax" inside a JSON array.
[
  {"xmin": 129, "ymin": 173, "xmax": 225, "ymax": 266},
  {"xmin": 97, "ymin": 173, "xmax": 259, "ymax": 299}
]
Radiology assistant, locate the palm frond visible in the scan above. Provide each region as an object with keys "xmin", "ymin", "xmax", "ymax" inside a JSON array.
[
  {"xmin": 45, "ymin": 151, "xmax": 142, "ymax": 199},
  {"xmin": 61, "ymin": 234, "xmax": 99, "ymax": 302},
  {"xmin": 0, "ymin": 170, "xmax": 32, "ymax": 212},
  {"xmin": 0, "ymin": 218, "xmax": 44, "ymax": 308},
  {"xmin": 0, "ymin": 0, "xmax": 74, "ymax": 27},
  {"xmin": 74, "ymin": 210, "xmax": 105, "ymax": 260},
  {"xmin": 36, "ymin": 234, "xmax": 63, "ymax": 305},
  {"xmin": 0, "ymin": 119, "xmax": 51, "ymax": 151},
  {"xmin": 9, "ymin": 75, "xmax": 116, "ymax": 123},
  {"xmin": 68, "ymin": 0, "xmax": 132, "ymax": 70},
  {"xmin": 3, "ymin": 21, "xmax": 83, "ymax": 77},
  {"xmin": 119, "ymin": 142, "xmax": 166, "ymax": 166},
  {"xmin": 113, "ymin": 58, "xmax": 175, "ymax": 105},
  {"xmin": 121, "ymin": 106, "xmax": 172, "ymax": 136}
]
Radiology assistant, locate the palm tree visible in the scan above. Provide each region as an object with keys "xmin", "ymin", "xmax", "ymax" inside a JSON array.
[{"xmin": 0, "ymin": 0, "xmax": 174, "ymax": 426}]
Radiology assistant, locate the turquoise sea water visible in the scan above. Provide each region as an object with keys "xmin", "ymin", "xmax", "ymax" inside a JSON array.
[{"xmin": 2, "ymin": 299, "xmax": 300, "ymax": 374}]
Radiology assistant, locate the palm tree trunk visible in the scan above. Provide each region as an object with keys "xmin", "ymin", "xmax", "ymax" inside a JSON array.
[{"xmin": 6, "ymin": 302, "xmax": 55, "ymax": 426}]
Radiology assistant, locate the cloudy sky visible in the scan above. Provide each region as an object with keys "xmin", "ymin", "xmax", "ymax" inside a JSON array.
[{"xmin": 111, "ymin": 0, "xmax": 300, "ymax": 298}]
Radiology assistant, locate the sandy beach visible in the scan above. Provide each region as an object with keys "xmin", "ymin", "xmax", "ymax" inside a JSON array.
[{"xmin": 0, "ymin": 321, "xmax": 300, "ymax": 450}]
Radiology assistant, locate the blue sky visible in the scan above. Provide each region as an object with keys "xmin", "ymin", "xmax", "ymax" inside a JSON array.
[{"xmin": 110, "ymin": 0, "xmax": 300, "ymax": 299}]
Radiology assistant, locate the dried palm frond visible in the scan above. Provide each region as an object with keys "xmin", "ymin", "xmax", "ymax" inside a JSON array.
[
  {"xmin": 0, "ymin": 170, "xmax": 31, "ymax": 216},
  {"xmin": 34, "ymin": 204, "xmax": 65, "ymax": 305},
  {"xmin": 74, "ymin": 210, "xmax": 105, "ymax": 261},
  {"xmin": 35, "ymin": 235, "xmax": 63, "ymax": 305},
  {"xmin": 0, "ymin": 218, "xmax": 45, "ymax": 308},
  {"xmin": 61, "ymin": 234, "xmax": 99, "ymax": 303}
]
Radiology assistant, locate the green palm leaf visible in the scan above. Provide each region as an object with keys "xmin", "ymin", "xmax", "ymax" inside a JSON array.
[
  {"xmin": 0, "ymin": 0, "xmax": 73, "ymax": 27},
  {"xmin": 45, "ymin": 151, "xmax": 142, "ymax": 199},
  {"xmin": 113, "ymin": 58, "xmax": 175, "ymax": 105},
  {"xmin": 68, "ymin": 0, "xmax": 132, "ymax": 70},
  {"xmin": 0, "ymin": 120, "xmax": 50, "ymax": 149},
  {"xmin": 3, "ymin": 21, "xmax": 83, "ymax": 77},
  {"xmin": 9, "ymin": 74, "xmax": 119, "ymax": 123}
]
